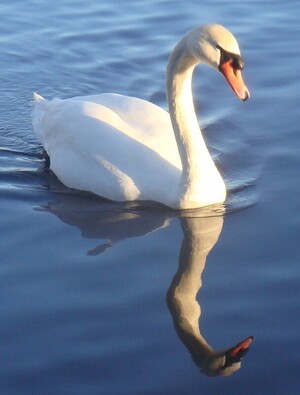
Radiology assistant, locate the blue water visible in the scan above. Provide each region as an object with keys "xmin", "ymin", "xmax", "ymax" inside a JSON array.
[{"xmin": 1, "ymin": 0, "xmax": 300, "ymax": 394}]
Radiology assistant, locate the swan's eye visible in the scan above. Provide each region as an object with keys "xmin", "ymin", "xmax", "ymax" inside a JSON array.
[
  {"xmin": 217, "ymin": 45, "xmax": 244, "ymax": 70},
  {"xmin": 232, "ymin": 55, "xmax": 244, "ymax": 70}
]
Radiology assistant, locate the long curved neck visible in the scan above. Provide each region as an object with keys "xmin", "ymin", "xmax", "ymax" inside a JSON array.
[
  {"xmin": 166, "ymin": 39, "xmax": 225, "ymax": 208},
  {"xmin": 166, "ymin": 217, "xmax": 224, "ymax": 367}
]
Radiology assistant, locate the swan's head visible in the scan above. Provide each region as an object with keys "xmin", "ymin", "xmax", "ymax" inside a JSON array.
[
  {"xmin": 199, "ymin": 336, "xmax": 254, "ymax": 377},
  {"xmin": 188, "ymin": 24, "xmax": 250, "ymax": 101}
]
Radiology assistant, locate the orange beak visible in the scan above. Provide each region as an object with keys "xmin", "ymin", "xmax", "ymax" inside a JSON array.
[
  {"xmin": 227, "ymin": 336, "xmax": 254, "ymax": 358},
  {"xmin": 219, "ymin": 59, "xmax": 250, "ymax": 101}
]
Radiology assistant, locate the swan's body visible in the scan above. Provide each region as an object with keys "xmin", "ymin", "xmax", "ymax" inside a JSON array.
[{"xmin": 32, "ymin": 24, "xmax": 249, "ymax": 209}]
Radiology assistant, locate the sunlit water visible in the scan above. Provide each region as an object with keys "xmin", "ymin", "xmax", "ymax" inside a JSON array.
[{"xmin": 1, "ymin": 0, "xmax": 300, "ymax": 394}]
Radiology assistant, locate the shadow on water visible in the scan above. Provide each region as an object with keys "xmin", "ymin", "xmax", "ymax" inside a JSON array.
[{"xmin": 37, "ymin": 191, "xmax": 254, "ymax": 377}]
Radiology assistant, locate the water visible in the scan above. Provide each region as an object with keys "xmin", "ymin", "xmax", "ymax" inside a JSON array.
[{"xmin": 1, "ymin": 0, "xmax": 300, "ymax": 394}]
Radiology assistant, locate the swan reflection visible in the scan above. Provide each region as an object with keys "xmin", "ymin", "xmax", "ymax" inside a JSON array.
[
  {"xmin": 167, "ymin": 215, "xmax": 253, "ymax": 376},
  {"xmin": 38, "ymin": 195, "xmax": 171, "ymax": 255},
  {"xmin": 39, "ymin": 194, "xmax": 253, "ymax": 376}
]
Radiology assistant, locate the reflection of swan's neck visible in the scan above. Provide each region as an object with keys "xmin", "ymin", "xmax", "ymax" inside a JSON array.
[
  {"xmin": 167, "ymin": 217, "xmax": 224, "ymax": 373},
  {"xmin": 166, "ymin": 41, "xmax": 225, "ymax": 208},
  {"xmin": 167, "ymin": 216, "xmax": 253, "ymax": 376},
  {"xmin": 167, "ymin": 252, "xmax": 213, "ymax": 362}
]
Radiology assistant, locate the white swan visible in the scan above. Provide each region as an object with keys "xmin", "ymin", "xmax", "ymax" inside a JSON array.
[{"xmin": 32, "ymin": 24, "xmax": 249, "ymax": 209}]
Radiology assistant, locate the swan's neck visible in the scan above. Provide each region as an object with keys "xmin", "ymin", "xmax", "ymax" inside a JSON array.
[
  {"xmin": 167, "ymin": 217, "xmax": 224, "ymax": 370},
  {"xmin": 167, "ymin": 41, "xmax": 226, "ymax": 208}
]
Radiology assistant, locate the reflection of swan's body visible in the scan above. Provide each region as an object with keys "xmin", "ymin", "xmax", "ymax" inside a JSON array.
[
  {"xmin": 38, "ymin": 196, "xmax": 171, "ymax": 255},
  {"xmin": 41, "ymin": 192, "xmax": 253, "ymax": 375},
  {"xmin": 167, "ymin": 216, "xmax": 253, "ymax": 376},
  {"xmin": 32, "ymin": 24, "xmax": 249, "ymax": 209},
  {"xmin": 42, "ymin": 194, "xmax": 253, "ymax": 376}
]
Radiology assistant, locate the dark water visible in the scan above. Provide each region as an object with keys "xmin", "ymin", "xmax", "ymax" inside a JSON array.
[{"xmin": 1, "ymin": 0, "xmax": 300, "ymax": 394}]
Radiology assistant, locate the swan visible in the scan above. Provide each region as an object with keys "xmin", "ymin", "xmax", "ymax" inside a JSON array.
[{"xmin": 32, "ymin": 24, "xmax": 249, "ymax": 209}]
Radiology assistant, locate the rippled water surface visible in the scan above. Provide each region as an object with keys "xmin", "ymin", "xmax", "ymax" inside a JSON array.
[{"xmin": 1, "ymin": 1, "xmax": 300, "ymax": 394}]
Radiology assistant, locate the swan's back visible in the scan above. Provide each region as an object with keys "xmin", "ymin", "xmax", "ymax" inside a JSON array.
[{"xmin": 32, "ymin": 93, "xmax": 181, "ymax": 205}]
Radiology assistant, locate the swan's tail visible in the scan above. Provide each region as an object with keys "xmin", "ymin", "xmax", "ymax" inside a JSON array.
[
  {"xmin": 33, "ymin": 92, "xmax": 45, "ymax": 103},
  {"xmin": 32, "ymin": 92, "xmax": 47, "ymax": 146}
]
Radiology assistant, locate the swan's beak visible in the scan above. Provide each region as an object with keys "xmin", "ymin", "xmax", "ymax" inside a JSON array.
[
  {"xmin": 227, "ymin": 336, "xmax": 254, "ymax": 359},
  {"xmin": 219, "ymin": 60, "xmax": 250, "ymax": 101},
  {"xmin": 220, "ymin": 336, "xmax": 254, "ymax": 372}
]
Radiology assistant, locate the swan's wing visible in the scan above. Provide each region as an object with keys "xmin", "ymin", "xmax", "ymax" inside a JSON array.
[
  {"xmin": 69, "ymin": 93, "xmax": 182, "ymax": 169},
  {"xmin": 32, "ymin": 93, "xmax": 181, "ymax": 204}
]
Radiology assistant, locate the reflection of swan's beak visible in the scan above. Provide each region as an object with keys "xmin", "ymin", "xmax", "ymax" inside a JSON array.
[
  {"xmin": 219, "ymin": 60, "xmax": 250, "ymax": 101},
  {"xmin": 200, "ymin": 336, "xmax": 254, "ymax": 377},
  {"xmin": 224, "ymin": 336, "xmax": 254, "ymax": 367}
]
